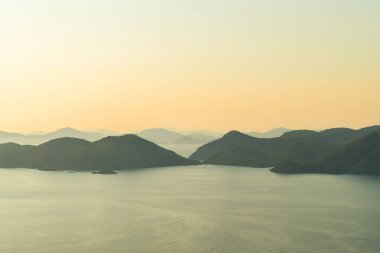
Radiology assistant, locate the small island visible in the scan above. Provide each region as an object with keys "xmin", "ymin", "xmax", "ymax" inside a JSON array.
[{"xmin": 92, "ymin": 169, "xmax": 117, "ymax": 175}]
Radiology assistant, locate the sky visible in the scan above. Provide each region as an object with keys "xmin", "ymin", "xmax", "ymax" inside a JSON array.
[{"xmin": 1, "ymin": 0, "xmax": 379, "ymax": 133}]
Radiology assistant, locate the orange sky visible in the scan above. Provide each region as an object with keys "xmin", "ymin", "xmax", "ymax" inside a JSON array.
[{"xmin": 1, "ymin": 1, "xmax": 379, "ymax": 133}]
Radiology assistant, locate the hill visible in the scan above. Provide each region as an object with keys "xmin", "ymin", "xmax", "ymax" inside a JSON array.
[
  {"xmin": 135, "ymin": 128, "xmax": 217, "ymax": 146},
  {"xmin": 0, "ymin": 135, "xmax": 198, "ymax": 171},
  {"xmin": 190, "ymin": 126, "xmax": 380, "ymax": 174},
  {"xmin": 190, "ymin": 130, "xmax": 335, "ymax": 166},
  {"xmin": 135, "ymin": 128, "xmax": 184, "ymax": 144},
  {"xmin": 272, "ymin": 129, "xmax": 380, "ymax": 175},
  {"xmin": 172, "ymin": 133, "xmax": 216, "ymax": 145},
  {"xmin": 248, "ymin": 128, "xmax": 293, "ymax": 138},
  {"xmin": 0, "ymin": 127, "xmax": 116, "ymax": 145},
  {"xmin": 320, "ymin": 129, "xmax": 380, "ymax": 174}
]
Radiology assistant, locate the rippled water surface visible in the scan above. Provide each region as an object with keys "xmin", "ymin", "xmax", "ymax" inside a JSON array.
[{"xmin": 1, "ymin": 166, "xmax": 379, "ymax": 253}]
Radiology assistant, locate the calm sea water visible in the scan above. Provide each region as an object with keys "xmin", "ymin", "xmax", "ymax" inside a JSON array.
[
  {"xmin": 160, "ymin": 144, "xmax": 201, "ymax": 157},
  {"xmin": 1, "ymin": 165, "xmax": 379, "ymax": 253}
]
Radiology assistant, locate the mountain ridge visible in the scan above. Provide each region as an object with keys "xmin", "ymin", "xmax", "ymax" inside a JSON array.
[
  {"xmin": 190, "ymin": 125, "xmax": 380, "ymax": 174},
  {"xmin": 0, "ymin": 134, "xmax": 198, "ymax": 171},
  {"xmin": 248, "ymin": 128, "xmax": 293, "ymax": 138}
]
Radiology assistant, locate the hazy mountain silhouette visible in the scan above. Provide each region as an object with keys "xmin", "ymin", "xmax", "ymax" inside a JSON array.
[
  {"xmin": 135, "ymin": 128, "xmax": 184, "ymax": 144},
  {"xmin": 248, "ymin": 128, "xmax": 293, "ymax": 138},
  {"xmin": 0, "ymin": 127, "xmax": 215, "ymax": 161},
  {"xmin": 47, "ymin": 127, "xmax": 106, "ymax": 141},
  {"xmin": 0, "ymin": 131, "xmax": 34, "ymax": 145},
  {"xmin": 0, "ymin": 127, "xmax": 116, "ymax": 145},
  {"xmin": 190, "ymin": 126, "xmax": 380, "ymax": 174},
  {"xmin": 133, "ymin": 129, "xmax": 220, "ymax": 157},
  {"xmin": 90, "ymin": 129, "xmax": 121, "ymax": 136},
  {"xmin": 181, "ymin": 130, "xmax": 222, "ymax": 138},
  {"xmin": 172, "ymin": 133, "xmax": 216, "ymax": 145},
  {"xmin": 0, "ymin": 135, "xmax": 197, "ymax": 171},
  {"xmin": 136, "ymin": 128, "xmax": 217, "ymax": 145}
]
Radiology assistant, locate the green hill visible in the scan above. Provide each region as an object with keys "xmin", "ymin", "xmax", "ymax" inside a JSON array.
[
  {"xmin": 0, "ymin": 135, "xmax": 198, "ymax": 171},
  {"xmin": 190, "ymin": 126, "xmax": 380, "ymax": 175}
]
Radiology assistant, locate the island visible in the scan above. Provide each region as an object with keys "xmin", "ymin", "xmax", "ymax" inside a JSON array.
[{"xmin": 92, "ymin": 169, "xmax": 117, "ymax": 175}]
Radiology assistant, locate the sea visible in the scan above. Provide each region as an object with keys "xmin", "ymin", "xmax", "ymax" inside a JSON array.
[{"xmin": 1, "ymin": 165, "xmax": 379, "ymax": 253}]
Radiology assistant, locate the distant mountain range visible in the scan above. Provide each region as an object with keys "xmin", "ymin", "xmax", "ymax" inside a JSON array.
[
  {"xmin": 134, "ymin": 128, "xmax": 294, "ymax": 145},
  {"xmin": 0, "ymin": 127, "xmax": 218, "ymax": 160},
  {"xmin": 0, "ymin": 127, "xmax": 295, "ymax": 146},
  {"xmin": 190, "ymin": 126, "xmax": 380, "ymax": 175},
  {"xmin": 2, "ymin": 126, "xmax": 379, "ymax": 175},
  {"xmin": 248, "ymin": 128, "xmax": 293, "ymax": 138},
  {"xmin": 0, "ymin": 134, "xmax": 198, "ymax": 171},
  {"xmin": 172, "ymin": 133, "xmax": 216, "ymax": 145},
  {"xmin": 0, "ymin": 127, "xmax": 111, "ymax": 145},
  {"xmin": 135, "ymin": 128, "xmax": 219, "ymax": 145},
  {"xmin": 0, "ymin": 127, "xmax": 221, "ymax": 146}
]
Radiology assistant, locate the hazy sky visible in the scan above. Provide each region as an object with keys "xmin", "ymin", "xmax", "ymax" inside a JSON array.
[{"xmin": 1, "ymin": 0, "xmax": 379, "ymax": 132}]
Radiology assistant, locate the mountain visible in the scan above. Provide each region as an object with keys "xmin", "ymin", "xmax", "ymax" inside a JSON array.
[
  {"xmin": 248, "ymin": 128, "xmax": 293, "ymax": 138},
  {"xmin": 0, "ymin": 131, "xmax": 33, "ymax": 144},
  {"xmin": 135, "ymin": 128, "xmax": 216, "ymax": 146},
  {"xmin": 190, "ymin": 126, "xmax": 380, "ymax": 174},
  {"xmin": 48, "ymin": 127, "xmax": 84, "ymax": 138},
  {"xmin": 93, "ymin": 135, "xmax": 197, "ymax": 169},
  {"xmin": 24, "ymin": 138, "xmax": 101, "ymax": 171},
  {"xmin": 135, "ymin": 128, "xmax": 184, "ymax": 144},
  {"xmin": 89, "ymin": 129, "xmax": 121, "ymax": 136},
  {"xmin": 134, "ymin": 129, "xmax": 218, "ymax": 157},
  {"xmin": 203, "ymin": 130, "xmax": 322, "ymax": 167},
  {"xmin": 46, "ymin": 127, "xmax": 106, "ymax": 141},
  {"xmin": 0, "ymin": 135, "xmax": 198, "ymax": 171},
  {"xmin": 281, "ymin": 125, "xmax": 380, "ymax": 144},
  {"xmin": 172, "ymin": 133, "xmax": 216, "ymax": 145},
  {"xmin": 272, "ymin": 129, "xmax": 380, "ymax": 175},
  {"xmin": 0, "ymin": 143, "xmax": 34, "ymax": 168},
  {"xmin": 181, "ymin": 130, "xmax": 222, "ymax": 138},
  {"xmin": 320, "ymin": 129, "xmax": 380, "ymax": 174},
  {"xmin": 0, "ymin": 127, "xmax": 115, "ymax": 145},
  {"xmin": 0, "ymin": 127, "xmax": 217, "ymax": 163}
]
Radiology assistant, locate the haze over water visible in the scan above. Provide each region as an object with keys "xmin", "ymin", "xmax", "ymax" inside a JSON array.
[{"xmin": 1, "ymin": 166, "xmax": 379, "ymax": 253}]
